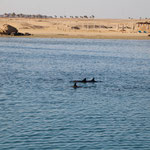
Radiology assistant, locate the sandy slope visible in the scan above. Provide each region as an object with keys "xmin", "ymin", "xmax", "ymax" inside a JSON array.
[{"xmin": 0, "ymin": 18, "xmax": 150, "ymax": 39}]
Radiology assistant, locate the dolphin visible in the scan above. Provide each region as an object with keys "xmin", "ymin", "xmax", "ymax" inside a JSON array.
[
  {"xmin": 72, "ymin": 83, "xmax": 81, "ymax": 88},
  {"xmin": 86, "ymin": 78, "xmax": 96, "ymax": 82},
  {"xmin": 72, "ymin": 78, "xmax": 87, "ymax": 83}
]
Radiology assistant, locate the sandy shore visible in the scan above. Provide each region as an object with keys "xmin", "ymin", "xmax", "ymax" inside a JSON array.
[{"xmin": 0, "ymin": 18, "xmax": 150, "ymax": 40}]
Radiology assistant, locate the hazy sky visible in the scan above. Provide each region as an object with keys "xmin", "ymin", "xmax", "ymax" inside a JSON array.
[{"xmin": 0, "ymin": 0, "xmax": 150, "ymax": 18}]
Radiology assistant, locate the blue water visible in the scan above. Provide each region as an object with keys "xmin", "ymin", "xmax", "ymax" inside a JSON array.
[{"xmin": 0, "ymin": 38, "xmax": 150, "ymax": 150}]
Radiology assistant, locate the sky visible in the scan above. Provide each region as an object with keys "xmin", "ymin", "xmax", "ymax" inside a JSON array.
[{"xmin": 0, "ymin": 0, "xmax": 150, "ymax": 19}]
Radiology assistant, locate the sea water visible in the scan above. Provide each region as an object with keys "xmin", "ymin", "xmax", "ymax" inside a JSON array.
[{"xmin": 0, "ymin": 38, "xmax": 150, "ymax": 150}]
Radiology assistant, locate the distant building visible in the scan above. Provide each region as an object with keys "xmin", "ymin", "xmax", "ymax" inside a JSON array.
[{"xmin": 137, "ymin": 22, "xmax": 150, "ymax": 32}]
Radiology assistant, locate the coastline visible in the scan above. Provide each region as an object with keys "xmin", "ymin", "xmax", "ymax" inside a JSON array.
[
  {"xmin": 29, "ymin": 33, "xmax": 150, "ymax": 40},
  {"xmin": 0, "ymin": 33, "xmax": 150, "ymax": 40}
]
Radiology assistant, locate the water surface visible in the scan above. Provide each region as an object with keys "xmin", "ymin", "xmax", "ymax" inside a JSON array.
[{"xmin": 0, "ymin": 38, "xmax": 150, "ymax": 150}]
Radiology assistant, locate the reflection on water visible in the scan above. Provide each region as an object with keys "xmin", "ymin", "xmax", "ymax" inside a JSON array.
[{"xmin": 0, "ymin": 38, "xmax": 150, "ymax": 149}]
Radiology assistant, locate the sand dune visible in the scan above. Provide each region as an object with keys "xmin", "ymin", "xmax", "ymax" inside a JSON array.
[{"xmin": 0, "ymin": 17, "xmax": 150, "ymax": 39}]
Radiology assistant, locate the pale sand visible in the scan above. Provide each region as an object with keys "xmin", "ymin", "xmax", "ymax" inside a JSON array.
[{"xmin": 0, "ymin": 17, "xmax": 150, "ymax": 40}]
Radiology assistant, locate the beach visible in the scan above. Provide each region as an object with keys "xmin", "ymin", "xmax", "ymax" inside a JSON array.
[{"xmin": 0, "ymin": 17, "xmax": 150, "ymax": 40}]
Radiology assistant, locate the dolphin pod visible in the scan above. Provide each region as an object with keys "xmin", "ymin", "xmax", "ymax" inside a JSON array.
[
  {"xmin": 72, "ymin": 78, "xmax": 99, "ymax": 89},
  {"xmin": 72, "ymin": 78, "xmax": 97, "ymax": 83}
]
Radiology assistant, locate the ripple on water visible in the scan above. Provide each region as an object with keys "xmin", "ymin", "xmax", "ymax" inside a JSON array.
[{"xmin": 0, "ymin": 38, "xmax": 150, "ymax": 150}]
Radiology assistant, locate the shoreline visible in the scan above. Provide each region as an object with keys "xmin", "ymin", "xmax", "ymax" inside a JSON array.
[{"xmin": 0, "ymin": 33, "xmax": 150, "ymax": 40}]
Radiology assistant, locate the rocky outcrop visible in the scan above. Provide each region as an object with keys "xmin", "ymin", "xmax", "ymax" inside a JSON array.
[
  {"xmin": 0, "ymin": 24, "xmax": 18, "ymax": 35},
  {"xmin": 0, "ymin": 24, "xmax": 31, "ymax": 36},
  {"xmin": 71, "ymin": 26, "xmax": 80, "ymax": 30}
]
